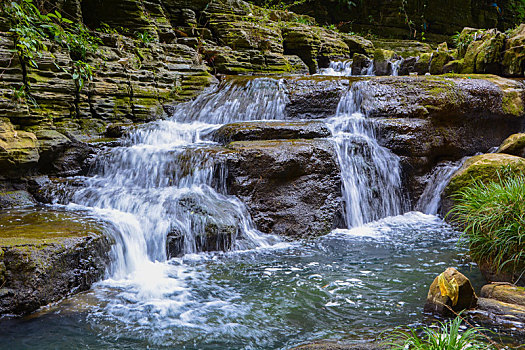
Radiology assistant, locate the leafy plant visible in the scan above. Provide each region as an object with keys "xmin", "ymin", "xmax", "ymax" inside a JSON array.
[
  {"xmin": 10, "ymin": 84, "xmax": 37, "ymax": 106},
  {"xmin": 4, "ymin": 0, "xmax": 99, "ymax": 91},
  {"xmin": 293, "ymin": 16, "xmax": 313, "ymax": 25},
  {"xmin": 448, "ymin": 173, "xmax": 525, "ymax": 276},
  {"xmin": 386, "ymin": 316, "xmax": 496, "ymax": 350},
  {"xmin": 72, "ymin": 60, "xmax": 94, "ymax": 90},
  {"xmin": 135, "ymin": 31, "xmax": 154, "ymax": 45}
]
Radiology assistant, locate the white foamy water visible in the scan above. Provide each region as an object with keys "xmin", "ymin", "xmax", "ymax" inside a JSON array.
[
  {"xmin": 59, "ymin": 78, "xmax": 290, "ymax": 282},
  {"xmin": 327, "ymin": 81, "xmax": 406, "ymax": 227},
  {"xmin": 416, "ymin": 159, "xmax": 466, "ymax": 215}
]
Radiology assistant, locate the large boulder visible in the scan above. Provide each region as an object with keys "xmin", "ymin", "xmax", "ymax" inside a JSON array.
[
  {"xmin": 356, "ymin": 75, "xmax": 525, "ymax": 204},
  {"xmin": 424, "ymin": 267, "xmax": 478, "ymax": 316},
  {"xmin": 443, "ymin": 153, "xmax": 525, "ymax": 199},
  {"xmin": 0, "ymin": 208, "xmax": 112, "ymax": 316},
  {"xmin": 223, "ymin": 139, "xmax": 342, "ymax": 238}
]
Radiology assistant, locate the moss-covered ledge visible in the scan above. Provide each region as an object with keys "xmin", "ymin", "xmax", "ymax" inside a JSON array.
[{"xmin": 0, "ymin": 208, "xmax": 113, "ymax": 316}]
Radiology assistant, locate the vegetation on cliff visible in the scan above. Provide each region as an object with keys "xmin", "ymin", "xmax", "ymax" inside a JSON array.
[{"xmin": 3, "ymin": 0, "xmax": 99, "ymax": 91}]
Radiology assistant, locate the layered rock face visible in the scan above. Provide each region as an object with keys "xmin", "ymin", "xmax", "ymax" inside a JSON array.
[
  {"xmin": 0, "ymin": 0, "xmax": 376, "ymax": 179},
  {"xmin": 250, "ymin": 0, "xmax": 525, "ymax": 43}
]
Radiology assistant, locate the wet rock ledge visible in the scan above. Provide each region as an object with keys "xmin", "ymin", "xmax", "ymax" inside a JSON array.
[
  {"xmin": 0, "ymin": 208, "xmax": 111, "ymax": 316},
  {"xmin": 213, "ymin": 121, "xmax": 342, "ymax": 239}
]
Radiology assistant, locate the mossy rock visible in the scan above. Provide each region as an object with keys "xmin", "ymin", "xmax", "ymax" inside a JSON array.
[
  {"xmin": 445, "ymin": 153, "xmax": 525, "ymax": 196},
  {"xmin": 0, "ymin": 208, "xmax": 112, "ymax": 316},
  {"xmin": 497, "ymin": 133, "xmax": 525, "ymax": 158},
  {"xmin": 414, "ymin": 52, "xmax": 432, "ymax": 75},
  {"xmin": 502, "ymin": 24, "xmax": 525, "ymax": 77},
  {"xmin": 429, "ymin": 51, "xmax": 454, "ymax": 75}
]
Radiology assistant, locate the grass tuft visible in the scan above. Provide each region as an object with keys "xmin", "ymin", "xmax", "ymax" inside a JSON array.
[
  {"xmin": 448, "ymin": 175, "xmax": 525, "ymax": 276},
  {"xmin": 386, "ymin": 316, "xmax": 496, "ymax": 349}
]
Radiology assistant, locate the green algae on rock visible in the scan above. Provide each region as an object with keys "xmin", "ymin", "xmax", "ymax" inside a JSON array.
[
  {"xmin": 497, "ymin": 133, "xmax": 525, "ymax": 157},
  {"xmin": 444, "ymin": 153, "xmax": 525, "ymax": 197},
  {"xmin": 0, "ymin": 208, "xmax": 112, "ymax": 316}
]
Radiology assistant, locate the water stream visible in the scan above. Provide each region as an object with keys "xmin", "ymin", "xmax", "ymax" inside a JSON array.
[
  {"xmin": 0, "ymin": 77, "xmax": 488, "ymax": 349},
  {"xmin": 327, "ymin": 81, "xmax": 405, "ymax": 227},
  {"xmin": 416, "ymin": 159, "xmax": 466, "ymax": 215}
]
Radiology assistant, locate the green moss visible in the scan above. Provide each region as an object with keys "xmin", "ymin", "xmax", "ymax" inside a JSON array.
[
  {"xmin": 502, "ymin": 90, "xmax": 524, "ymax": 117},
  {"xmin": 446, "ymin": 154, "xmax": 525, "ymax": 196},
  {"xmin": 0, "ymin": 209, "xmax": 106, "ymax": 247}
]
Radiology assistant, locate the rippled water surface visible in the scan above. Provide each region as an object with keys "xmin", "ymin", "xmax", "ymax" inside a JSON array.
[{"xmin": 0, "ymin": 212, "xmax": 483, "ymax": 350}]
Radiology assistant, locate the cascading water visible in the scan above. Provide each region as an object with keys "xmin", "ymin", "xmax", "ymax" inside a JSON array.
[
  {"xmin": 391, "ymin": 58, "xmax": 403, "ymax": 76},
  {"xmin": 319, "ymin": 58, "xmax": 403, "ymax": 77},
  {"xmin": 416, "ymin": 159, "xmax": 465, "ymax": 215},
  {"xmin": 327, "ymin": 81, "xmax": 405, "ymax": 227},
  {"xmin": 1, "ymin": 76, "xmax": 498, "ymax": 349},
  {"xmin": 318, "ymin": 60, "xmax": 353, "ymax": 76},
  {"xmin": 57, "ymin": 77, "xmax": 288, "ymax": 279}
]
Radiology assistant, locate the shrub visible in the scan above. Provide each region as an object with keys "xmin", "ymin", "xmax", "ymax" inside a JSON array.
[
  {"xmin": 448, "ymin": 175, "xmax": 525, "ymax": 276},
  {"xmin": 387, "ymin": 316, "xmax": 496, "ymax": 350}
]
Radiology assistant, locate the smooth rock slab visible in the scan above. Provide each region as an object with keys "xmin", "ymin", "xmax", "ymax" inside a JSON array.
[
  {"xmin": 474, "ymin": 283, "xmax": 525, "ymax": 329},
  {"xmin": 213, "ymin": 120, "xmax": 331, "ymax": 144},
  {"xmin": 481, "ymin": 283, "xmax": 525, "ymax": 307},
  {"xmin": 0, "ymin": 208, "xmax": 111, "ymax": 316}
]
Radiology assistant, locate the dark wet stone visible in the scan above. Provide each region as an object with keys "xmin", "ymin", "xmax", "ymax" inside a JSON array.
[{"xmin": 213, "ymin": 120, "xmax": 331, "ymax": 144}]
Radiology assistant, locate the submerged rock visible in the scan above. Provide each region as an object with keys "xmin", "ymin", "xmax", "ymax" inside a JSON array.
[
  {"xmin": 292, "ymin": 340, "xmax": 383, "ymax": 350},
  {"xmin": 165, "ymin": 195, "xmax": 238, "ymax": 258},
  {"xmin": 213, "ymin": 120, "xmax": 331, "ymax": 144},
  {"xmin": 424, "ymin": 267, "xmax": 477, "ymax": 316},
  {"xmin": 224, "ymin": 139, "xmax": 342, "ymax": 238},
  {"xmin": 0, "ymin": 189, "xmax": 36, "ymax": 209},
  {"xmin": 0, "ymin": 209, "xmax": 112, "ymax": 316}
]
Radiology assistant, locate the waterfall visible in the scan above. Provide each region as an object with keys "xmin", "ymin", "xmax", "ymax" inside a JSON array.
[
  {"xmin": 327, "ymin": 81, "xmax": 405, "ymax": 227},
  {"xmin": 416, "ymin": 159, "xmax": 465, "ymax": 215},
  {"xmin": 318, "ymin": 60, "xmax": 353, "ymax": 76},
  {"xmin": 391, "ymin": 58, "xmax": 403, "ymax": 76},
  {"xmin": 60, "ymin": 77, "xmax": 287, "ymax": 279}
]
